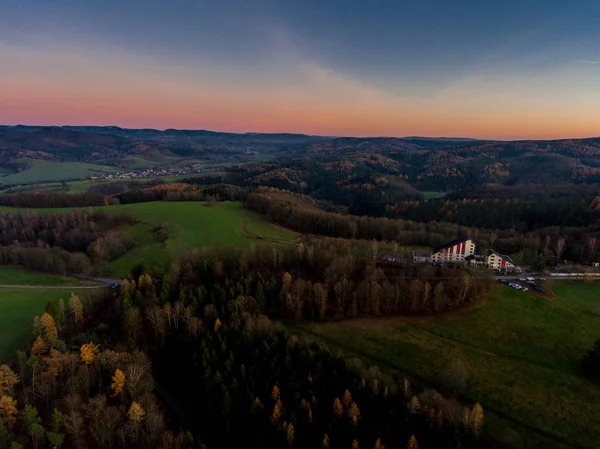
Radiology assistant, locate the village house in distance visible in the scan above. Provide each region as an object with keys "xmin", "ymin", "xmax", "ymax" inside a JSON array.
[{"xmin": 413, "ymin": 235, "xmax": 519, "ymax": 272}]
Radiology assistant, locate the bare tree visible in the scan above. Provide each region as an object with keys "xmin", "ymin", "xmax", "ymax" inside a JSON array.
[
  {"xmin": 555, "ymin": 237, "xmax": 566, "ymax": 262},
  {"xmin": 588, "ymin": 236, "xmax": 598, "ymax": 259},
  {"xmin": 489, "ymin": 232, "xmax": 498, "ymax": 248}
]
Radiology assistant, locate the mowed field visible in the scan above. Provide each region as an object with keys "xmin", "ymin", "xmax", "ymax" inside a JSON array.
[
  {"xmin": 0, "ymin": 266, "xmax": 99, "ymax": 286},
  {"xmin": 0, "ymin": 267, "xmax": 103, "ymax": 361},
  {"xmin": 288, "ymin": 283, "xmax": 600, "ymax": 449},
  {"xmin": 0, "ymin": 160, "xmax": 118, "ymax": 185},
  {"xmin": 0, "ymin": 201, "xmax": 298, "ymax": 276}
]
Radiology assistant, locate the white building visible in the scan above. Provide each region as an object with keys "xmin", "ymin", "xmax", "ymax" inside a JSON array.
[
  {"xmin": 486, "ymin": 250, "xmax": 516, "ymax": 272},
  {"xmin": 430, "ymin": 236, "xmax": 475, "ymax": 264}
]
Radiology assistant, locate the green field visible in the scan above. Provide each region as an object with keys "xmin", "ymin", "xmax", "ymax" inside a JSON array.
[
  {"xmin": 0, "ymin": 201, "xmax": 298, "ymax": 276},
  {"xmin": 0, "ymin": 287, "xmax": 99, "ymax": 361},
  {"xmin": 0, "ymin": 266, "xmax": 97, "ymax": 286},
  {"xmin": 288, "ymin": 283, "xmax": 600, "ymax": 448},
  {"xmin": 0, "ymin": 160, "xmax": 118, "ymax": 185}
]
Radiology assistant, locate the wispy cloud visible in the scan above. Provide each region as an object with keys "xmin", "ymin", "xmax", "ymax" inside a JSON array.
[{"xmin": 576, "ymin": 60, "xmax": 599, "ymax": 64}]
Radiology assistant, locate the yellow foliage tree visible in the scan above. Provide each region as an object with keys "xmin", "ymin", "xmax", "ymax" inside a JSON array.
[
  {"xmin": 322, "ymin": 434, "xmax": 330, "ymax": 449},
  {"xmin": 0, "ymin": 365, "xmax": 20, "ymax": 396},
  {"xmin": 347, "ymin": 402, "xmax": 360, "ymax": 425},
  {"xmin": 342, "ymin": 389, "xmax": 353, "ymax": 409},
  {"xmin": 286, "ymin": 422, "xmax": 294, "ymax": 445},
  {"xmin": 128, "ymin": 401, "xmax": 145, "ymax": 421},
  {"xmin": 111, "ymin": 369, "xmax": 126, "ymax": 397},
  {"xmin": 138, "ymin": 274, "xmax": 153, "ymax": 290},
  {"xmin": 373, "ymin": 438, "xmax": 385, "ymax": 449},
  {"xmin": 271, "ymin": 385, "xmax": 280, "ymax": 403},
  {"xmin": 407, "ymin": 435, "xmax": 419, "ymax": 449},
  {"xmin": 271, "ymin": 399, "xmax": 283, "ymax": 426},
  {"xmin": 40, "ymin": 312, "xmax": 58, "ymax": 338},
  {"xmin": 0, "ymin": 395, "xmax": 18, "ymax": 429},
  {"xmin": 80, "ymin": 342, "xmax": 100, "ymax": 365},
  {"xmin": 332, "ymin": 398, "xmax": 344, "ymax": 418},
  {"xmin": 351, "ymin": 439, "xmax": 359, "ymax": 449},
  {"xmin": 469, "ymin": 403, "xmax": 484, "ymax": 436},
  {"xmin": 31, "ymin": 336, "xmax": 47, "ymax": 356},
  {"xmin": 282, "ymin": 272, "xmax": 292, "ymax": 284},
  {"xmin": 214, "ymin": 318, "xmax": 222, "ymax": 333},
  {"xmin": 69, "ymin": 293, "xmax": 84, "ymax": 325},
  {"xmin": 297, "ymin": 243, "xmax": 305, "ymax": 257}
]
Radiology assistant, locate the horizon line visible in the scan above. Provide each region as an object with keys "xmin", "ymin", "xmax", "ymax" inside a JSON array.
[{"xmin": 1, "ymin": 123, "xmax": 599, "ymax": 142}]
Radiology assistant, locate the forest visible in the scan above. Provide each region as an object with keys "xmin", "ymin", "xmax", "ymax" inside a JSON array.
[
  {"xmin": 0, "ymin": 209, "xmax": 135, "ymax": 274},
  {"xmin": 0, "ymin": 242, "xmax": 499, "ymax": 449}
]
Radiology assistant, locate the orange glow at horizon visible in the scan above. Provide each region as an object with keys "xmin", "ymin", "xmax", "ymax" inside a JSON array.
[{"xmin": 1, "ymin": 43, "xmax": 599, "ymax": 141}]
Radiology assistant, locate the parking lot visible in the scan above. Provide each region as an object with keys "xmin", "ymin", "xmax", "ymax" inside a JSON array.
[{"xmin": 499, "ymin": 277, "xmax": 545, "ymax": 293}]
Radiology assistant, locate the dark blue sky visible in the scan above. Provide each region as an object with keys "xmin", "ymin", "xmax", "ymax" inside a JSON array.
[{"xmin": 1, "ymin": 0, "xmax": 599, "ymax": 138}]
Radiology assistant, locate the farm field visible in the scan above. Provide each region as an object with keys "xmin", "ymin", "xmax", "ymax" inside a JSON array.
[
  {"xmin": 288, "ymin": 283, "xmax": 600, "ymax": 449},
  {"xmin": 0, "ymin": 287, "xmax": 98, "ymax": 361},
  {"xmin": 0, "ymin": 160, "xmax": 118, "ymax": 185},
  {"xmin": 0, "ymin": 266, "xmax": 98, "ymax": 286},
  {"xmin": 0, "ymin": 201, "xmax": 298, "ymax": 276}
]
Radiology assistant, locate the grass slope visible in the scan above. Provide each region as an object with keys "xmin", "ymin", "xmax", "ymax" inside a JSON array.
[
  {"xmin": 0, "ymin": 266, "xmax": 96, "ymax": 286},
  {"xmin": 0, "ymin": 288, "xmax": 96, "ymax": 361},
  {"xmin": 0, "ymin": 201, "xmax": 298, "ymax": 276},
  {"xmin": 288, "ymin": 283, "xmax": 600, "ymax": 449},
  {"xmin": 0, "ymin": 160, "xmax": 117, "ymax": 185}
]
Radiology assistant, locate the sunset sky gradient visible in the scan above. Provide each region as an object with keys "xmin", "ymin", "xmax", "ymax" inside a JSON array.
[{"xmin": 1, "ymin": 0, "xmax": 599, "ymax": 139}]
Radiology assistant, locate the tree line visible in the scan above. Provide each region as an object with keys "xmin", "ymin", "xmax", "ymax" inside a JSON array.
[
  {"xmin": 0, "ymin": 192, "xmax": 118, "ymax": 208},
  {"xmin": 160, "ymin": 241, "xmax": 491, "ymax": 321},
  {"xmin": 243, "ymin": 192, "xmax": 600, "ymax": 266},
  {"xmin": 0, "ymin": 210, "xmax": 136, "ymax": 275}
]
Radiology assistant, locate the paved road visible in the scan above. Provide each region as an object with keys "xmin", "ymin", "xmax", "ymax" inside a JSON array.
[
  {"xmin": 0, "ymin": 274, "xmax": 124, "ymax": 290},
  {"xmin": 68, "ymin": 274, "xmax": 124, "ymax": 285}
]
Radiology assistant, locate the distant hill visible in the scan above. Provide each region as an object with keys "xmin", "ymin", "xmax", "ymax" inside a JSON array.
[{"xmin": 2, "ymin": 125, "xmax": 600, "ymax": 199}]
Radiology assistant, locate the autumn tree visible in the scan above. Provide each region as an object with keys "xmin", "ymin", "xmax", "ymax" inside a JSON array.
[
  {"xmin": 332, "ymin": 398, "xmax": 344, "ymax": 419},
  {"xmin": 69, "ymin": 293, "xmax": 84, "ymax": 325},
  {"xmin": 80, "ymin": 342, "xmax": 100, "ymax": 365},
  {"xmin": 351, "ymin": 439, "xmax": 359, "ymax": 449},
  {"xmin": 128, "ymin": 401, "xmax": 145, "ymax": 443},
  {"xmin": 271, "ymin": 400, "xmax": 283, "ymax": 426},
  {"xmin": 347, "ymin": 402, "xmax": 360, "ymax": 425},
  {"xmin": 0, "ymin": 365, "xmax": 20, "ymax": 397},
  {"xmin": 322, "ymin": 434, "xmax": 330, "ymax": 449},
  {"xmin": 373, "ymin": 437, "xmax": 385, "ymax": 449},
  {"xmin": 111, "ymin": 369, "xmax": 126, "ymax": 398},
  {"xmin": 467, "ymin": 403, "xmax": 484, "ymax": 436},
  {"xmin": 271, "ymin": 385, "xmax": 280, "ymax": 403},
  {"xmin": 214, "ymin": 317, "xmax": 222, "ymax": 333},
  {"xmin": 342, "ymin": 389, "xmax": 352, "ymax": 409},
  {"xmin": 286, "ymin": 422, "xmax": 294, "ymax": 445},
  {"xmin": 0, "ymin": 395, "xmax": 17, "ymax": 429},
  {"xmin": 407, "ymin": 435, "xmax": 419, "ymax": 449},
  {"xmin": 40, "ymin": 312, "xmax": 57, "ymax": 338}
]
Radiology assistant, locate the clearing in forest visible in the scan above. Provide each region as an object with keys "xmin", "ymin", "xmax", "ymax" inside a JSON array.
[{"xmin": 288, "ymin": 283, "xmax": 600, "ymax": 449}]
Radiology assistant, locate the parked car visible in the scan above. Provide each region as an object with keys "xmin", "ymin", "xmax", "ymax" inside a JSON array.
[{"xmin": 522, "ymin": 288, "xmax": 528, "ymax": 292}]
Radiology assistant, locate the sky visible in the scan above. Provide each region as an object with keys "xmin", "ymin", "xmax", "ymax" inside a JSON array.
[{"xmin": 0, "ymin": 0, "xmax": 599, "ymax": 139}]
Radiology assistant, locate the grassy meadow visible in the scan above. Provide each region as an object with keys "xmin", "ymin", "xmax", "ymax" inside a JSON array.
[
  {"xmin": 288, "ymin": 283, "xmax": 600, "ymax": 448},
  {"xmin": 0, "ymin": 287, "xmax": 100, "ymax": 361},
  {"xmin": 0, "ymin": 201, "xmax": 298, "ymax": 276},
  {"xmin": 0, "ymin": 266, "xmax": 98, "ymax": 286},
  {"xmin": 0, "ymin": 160, "xmax": 118, "ymax": 185}
]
